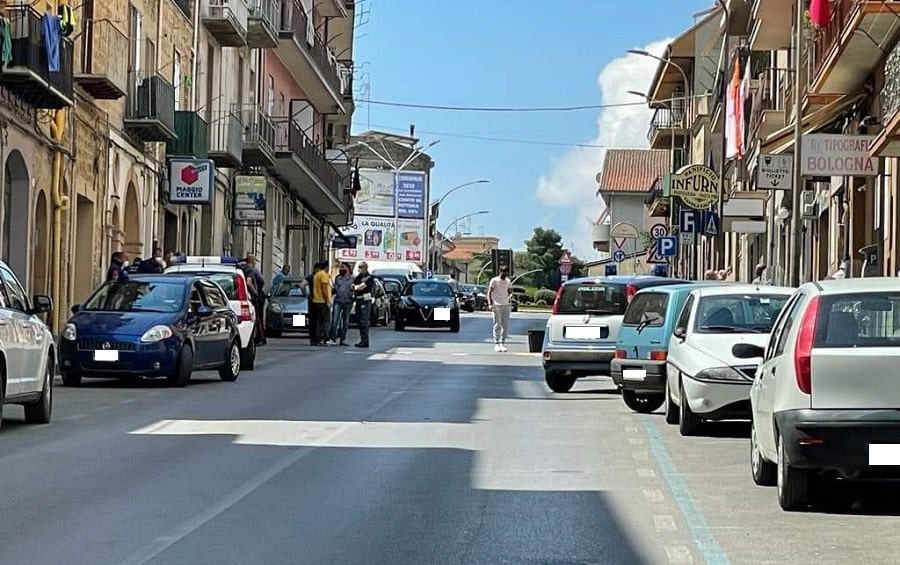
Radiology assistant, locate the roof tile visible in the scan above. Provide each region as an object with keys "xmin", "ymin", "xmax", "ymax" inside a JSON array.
[{"xmin": 597, "ymin": 149, "xmax": 669, "ymax": 194}]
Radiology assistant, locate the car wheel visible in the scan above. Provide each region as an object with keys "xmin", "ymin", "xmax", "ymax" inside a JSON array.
[
  {"xmin": 545, "ymin": 370, "xmax": 576, "ymax": 393},
  {"xmin": 621, "ymin": 390, "xmax": 664, "ymax": 413},
  {"xmin": 751, "ymin": 418, "xmax": 776, "ymax": 486},
  {"xmin": 168, "ymin": 345, "xmax": 193, "ymax": 388},
  {"xmin": 62, "ymin": 371, "xmax": 82, "ymax": 387},
  {"xmin": 24, "ymin": 356, "xmax": 53, "ymax": 424},
  {"xmin": 240, "ymin": 339, "xmax": 256, "ymax": 371},
  {"xmin": 394, "ymin": 317, "xmax": 405, "ymax": 331},
  {"xmin": 664, "ymin": 380, "xmax": 679, "ymax": 425},
  {"xmin": 266, "ymin": 329, "xmax": 281, "ymax": 338},
  {"xmin": 450, "ymin": 316, "xmax": 460, "ymax": 333},
  {"xmin": 678, "ymin": 380, "xmax": 703, "ymax": 436},
  {"xmin": 219, "ymin": 340, "xmax": 241, "ymax": 382},
  {"xmin": 777, "ymin": 433, "xmax": 809, "ymax": 511}
]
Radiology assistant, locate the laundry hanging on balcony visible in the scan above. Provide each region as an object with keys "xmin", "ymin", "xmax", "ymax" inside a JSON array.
[
  {"xmin": 40, "ymin": 10, "xmax": 62, "ymax": 73},
  {"xmin": 809, "ymin": 0, "xmax": 831, "ymax": 28},
  {"xmin": 58, "ymin": 2, "xmax": 75, "ymax": 38},
  {"xmin": 0, "ymin": 16, "xmax": 10, "ymax": 67}
]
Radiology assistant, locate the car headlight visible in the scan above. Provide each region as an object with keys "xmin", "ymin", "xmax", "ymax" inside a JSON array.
[
  {"xmin": 140, "ymin": 325, "xmax": 173, "ymax": 343},
  {"xmin": 693, "ymin": 366, "xmax": 749, "ymax": 383},
  {"xmin": 269, "ymin": 302, "xmax": 283, "ymax": 313},
  {"xmin": 62, "ymin": 323, "xmax": 77, "ymax": 341}
]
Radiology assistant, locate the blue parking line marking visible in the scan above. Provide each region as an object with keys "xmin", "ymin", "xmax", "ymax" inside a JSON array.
[{"xmin": 640, "ymin": 418, "xmax": 731, "ymax": 565}]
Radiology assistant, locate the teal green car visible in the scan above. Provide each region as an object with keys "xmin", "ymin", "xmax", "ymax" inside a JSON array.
[{"xmin": 611, "ymin": 282, "xmax": 722, "ymax": 413}]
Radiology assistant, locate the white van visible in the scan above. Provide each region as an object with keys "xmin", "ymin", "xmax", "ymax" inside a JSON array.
[{"xmin": 355, "ymin": 260, "xmax": 423, "ymax": 281}]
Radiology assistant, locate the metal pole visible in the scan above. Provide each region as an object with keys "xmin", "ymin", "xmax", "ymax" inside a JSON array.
[{"xmin": 788, "ymin": 0, "xmax": 804, "ymax": 286}]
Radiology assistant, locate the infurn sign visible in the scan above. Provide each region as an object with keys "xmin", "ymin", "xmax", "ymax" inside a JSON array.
[
  {"xmin": 670, "ymin": 165, "xmax": 719, "ymax": 209},
  {"xmin": 169, "ymin": 159, "xmax": 214, "ymax": 204},
  {"xmin": 801, "ymin": 134, "xmax": 877, "ymax": 177}
]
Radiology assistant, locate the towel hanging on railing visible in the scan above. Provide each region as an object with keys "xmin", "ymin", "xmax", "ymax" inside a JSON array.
[
  {"xmin": 58, "ymin": 3, "xmax": 75, "ymax": 37},
  {"xmin": 40, "ymin": 12, "xmax": 61, "ymax": 72},
  {"xmin": 0, "ymin": 17, "xmax": 10, "ymax": 67}
]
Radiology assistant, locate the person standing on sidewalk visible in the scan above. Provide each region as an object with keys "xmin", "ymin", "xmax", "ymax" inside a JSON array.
[
  {"xmin": 309, "ymin": 262, "xmax": 332, "ymax": 346},
  {"xmin": 487, "ymin": 265, "xmax": 513, "ymax": 352},
  {"xmin": 352, "ymin": 261, "xmax": 375, "ymax": 348},
  {"xmin": 329, "ymin": 262, "xmax": 353, "ymax": 346}
]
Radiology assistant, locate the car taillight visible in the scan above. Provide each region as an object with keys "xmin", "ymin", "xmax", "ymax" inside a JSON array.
[
  {"xmin": 626, "ymin": 284, "xmax": 638, "ymax": 303},
  {"xmin": 235, "ymin": 275, "xmax": 253, "ymax": 322},
  {"xmin": 615, "ymin": 349, "xmax": 626, "ymax": 359},
  {"xmin": 551, "ymin": 285, "xmax": 564, "ymax": 314},
  {"xmin": 794, "ymin": 296, "xmax": 819, "ymax": 395},
  {"xmin": 649, "ymin": 350, "xmax": 667, "ymax": 361}
]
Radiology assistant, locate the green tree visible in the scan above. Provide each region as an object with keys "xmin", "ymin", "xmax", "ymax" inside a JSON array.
[{"xmin": 523, "ymin": 227, "xmax": 586, "ymax": 289}]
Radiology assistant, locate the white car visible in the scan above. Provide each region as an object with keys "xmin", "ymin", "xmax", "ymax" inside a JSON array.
[
  {"xmin": 0, "ymin": 261, "xmax": 56, "ymax": 428},
  {"xmin": 165, "ymin": 256, "xmax": 257, "ymax": 370},
  {"xmin": 665, "ymin": 284, "xmax": 793, "ymax": 436},
  {"xmin": 735, "ymin": 279, "xmax": 900, "ymax": 511}
]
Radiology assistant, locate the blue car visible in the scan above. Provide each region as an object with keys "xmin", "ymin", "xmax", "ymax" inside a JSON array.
[
  {"xmin": 59, "ymin": 274, "xmax": 242, "ymax": 387},
  {"xmin": 611, "ymin": 282, "xmax": 722, "ymax": 413}
]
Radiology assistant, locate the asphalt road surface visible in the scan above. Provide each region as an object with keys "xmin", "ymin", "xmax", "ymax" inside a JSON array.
[{"xmin": 1, "ymin": 312, "xmax": 899, "ymax": 565}]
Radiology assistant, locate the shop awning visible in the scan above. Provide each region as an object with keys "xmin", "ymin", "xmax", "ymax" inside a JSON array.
[{"xmin": 759, "ymin": 94, "xmax": 865, "ymax": 155}]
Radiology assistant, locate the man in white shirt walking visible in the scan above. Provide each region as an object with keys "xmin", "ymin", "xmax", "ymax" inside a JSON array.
[{"xmin": 488, "ymin": 265, "xmax": 513, "ymax": 352}]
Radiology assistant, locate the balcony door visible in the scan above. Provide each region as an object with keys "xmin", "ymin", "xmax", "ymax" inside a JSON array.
[
  {"xmin": 130, "ymin": 6, "xmax": 142, "ymax": 75},
  {"xmin": 173, "ymin": 50, "xmax": 182, "ymax": 110}
]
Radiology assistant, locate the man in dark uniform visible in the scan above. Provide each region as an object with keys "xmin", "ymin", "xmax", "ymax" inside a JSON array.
[{"xmin": 352, "ymin": 262, "xmax": 374, "ymax": 348}]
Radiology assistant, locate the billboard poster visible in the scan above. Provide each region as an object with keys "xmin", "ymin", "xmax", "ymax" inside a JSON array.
[
  {"xmin": 396, "ymin": 218, "xmax": 425, "ymax": 262},
  {"xmin": 337, "ymin": 216, "xmax": 397, "ymax": 261},
  {"xmin": 395, "ymin": 172, "xmax": 426, "ymax": 219},
  {"xmin": 169, "ymin": 159, "xmax": 214, "ymax": 204},
  {"xmin": 233, "ymin": 175, "xmax": 267, "ymax": 221},
  {"xmin": 355, "ymin": 169, "xmax": 396, "ymax": 217}
]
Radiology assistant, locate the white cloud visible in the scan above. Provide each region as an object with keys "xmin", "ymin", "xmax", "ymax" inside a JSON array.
[{"xmin": 534, "ymin": 38, "xmax": 673, "ymax": 258}]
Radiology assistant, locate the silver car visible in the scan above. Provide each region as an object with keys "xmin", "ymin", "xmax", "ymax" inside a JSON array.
[{"xmin": 265, "ymin": 277, "xmax": 310, "ymax": 337}]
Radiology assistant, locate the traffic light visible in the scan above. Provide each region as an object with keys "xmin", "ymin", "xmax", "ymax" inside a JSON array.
[{"xmin": 491, "ymin": 248, "xmax": 513, "ymax": 277}]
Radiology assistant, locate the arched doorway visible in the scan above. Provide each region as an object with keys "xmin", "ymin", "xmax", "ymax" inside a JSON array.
[
  {"xmin": 31, "ymin": 190, "xmax": 49, "ymax": 296},
  {"xmin": 3, "ymin": 150, "xmax": 30, "ymax": 280},
  {"xmin": 123, "ymin": 182, "xmax": 141, "ymax": 256}
]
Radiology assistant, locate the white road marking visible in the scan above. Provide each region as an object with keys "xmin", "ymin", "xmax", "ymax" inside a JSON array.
[
  {"xmin": 632, "ymin": 451, "xmax": 650, "ymax": 462},
  {"xmin": 60, "ymin": 414, "xmax": 86, "ymax": 421},
  {"xmin": 120, "ymin": 399, "xmax": 137, "ymax": 404},
  {"xmin": 628, "ymin": 437, "xmax": 644, "ymax": 446},
  {"xmin": 636, "ymin": 468, "xmax": 656, "ymax": 478},
  {"xmin": 654, "ymin": 514, "xmax": 678, "ymax": 531},
  {"xmin": 643, "ymin": 488, "xmax": 665, "ymax": 502},
  {"xmin": 665, "ymin": 546, "xmax": 694, "ymax": 563},
  {"xmin": 625, "ymin": 425, "xmax": 639, "ymax": 434}
]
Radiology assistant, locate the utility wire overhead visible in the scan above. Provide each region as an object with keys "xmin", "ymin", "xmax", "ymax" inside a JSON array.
[{"xmin": 361, "ymin": 99, "xmax": 646, "ymax": 112}]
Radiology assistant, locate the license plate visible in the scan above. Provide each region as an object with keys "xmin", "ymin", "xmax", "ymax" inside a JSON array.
[
  {"xmin": 869, "ymin": 444, "xmax": 900, "ymax": 465},
  {"xmin": 292, "ymin": 314, "xmax": 306, "ymax": 327},
  {"xmin": 434, "ymin": 307, "xmax": 451, "ymax": 321},
  {"xmin": 623, "ymin": 369, "xmax": 647, "ymax": 381},
  {"xmin": 94, "ymin": 349, "xmax": 119, "ymax": 362},
  {"xmin": 565, "ymin": 326, "xmax": 602, "ymax": 340}
]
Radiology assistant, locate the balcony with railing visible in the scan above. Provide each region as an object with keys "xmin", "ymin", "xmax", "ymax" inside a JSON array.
[
  {"xmin": 276, "ymin": 0, "xmax": 345, "ymax": 112},
  {"xmin": 208, "ymin": 111, "xmax": 245, "ymax": 168},
  {"xmin": 749, "ymin": 0, "xmax": 792, "ymax": 51},
  {"xmin": 202, "ymin": 0, "xmax": 249, "ymax": 47},
  {"xmin": 0, "ymin": 4, "xmax": 74, "ymax": 109},
  {"xmin": 647, "ymin": 106, "xmax": 687, "ymax": 149},
  {"xmin": 167, "ymin": 111, "xmax": 210, "ymax": 158},
  {"xmin": 247, "ymin": 0, "xmax": 280, "ymax": 48},
  {"xmin": 124, "ymin": 72, "xmax": 177, "ymax": 142},
  {"xmin": 748, "ymin": 67, "xmax": 789, "ymax": 144},
  {"xmin": 273, "ymin": 117, "xmax": 346, "ymax": 221},
  {"xmin": 869, "ymin": 40, "xmax": 900, "ymax": 156},
  {"xmin": 808, "ymin": 0, "xmax": 900, "ymax": 95},
  {"xmin": 74, "ymin": 19, "xmax": 128, "ymax": 100},
  {"xmin": 234, "ymin": 103, "xmax": 276, "ymax": 167}
]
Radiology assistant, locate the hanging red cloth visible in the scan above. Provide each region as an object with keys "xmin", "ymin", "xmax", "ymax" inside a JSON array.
[{"xmin": 809, "ymin": 0, "xmax": 831, "ymax": 28}]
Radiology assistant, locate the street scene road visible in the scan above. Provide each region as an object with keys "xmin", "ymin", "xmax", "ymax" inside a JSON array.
[{"xmin": 1, "ymin": 311, "xmax": 899, "ymax": 565}]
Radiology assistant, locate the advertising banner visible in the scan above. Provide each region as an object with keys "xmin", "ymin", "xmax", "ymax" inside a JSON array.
[
  {"xmin": 395, "ymin": 172, "xmax": 426, "ymax": 219},
  {"xmin": 169, "ymin": 159, "xmax": 214, "ymax": 204},
  {"xmin": 233, "ymin": 175, "xmax": 267, "ymax": 222},
  {"xmin": 337, "ymin": 216, "xmax": 397, "ymax": 261},
  {"xmin": 396, "ymin": 218, "xmax": 425, "ymax": 262},
  {"xmin": 355, "ymin": 169, "xmax": 396, "ymax": 217}
]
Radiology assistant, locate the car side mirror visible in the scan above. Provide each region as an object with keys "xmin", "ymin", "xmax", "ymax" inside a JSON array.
[
  {"xmin": 31, "ymin": 294, "xmax": 52, "ymax": 314},
  {"xmin": 673, "ymin": 327, "xmax": 686, "ymax": 340},
  {"xmin": 732, "ymin": 343, "xmax": 765, "ymax": 359},
  {"xmin": 70, "ymin": 303, "xmax": 80, "ymax": 314},
  {"xmin": 196, "ymin": 305, "xmax": 214, "ymax": 317}
]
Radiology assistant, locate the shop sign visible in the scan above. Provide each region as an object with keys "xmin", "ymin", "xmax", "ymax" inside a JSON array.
[
  {"xmin": 801, "ymin": 134, "xmax": 877, "ymax": 177},
  {"xmin": 670, "ymin": 165, "xmax": 719, "ymax": 209},
  {"xmin": 169, "ymin": 159, "xmax": 214, "ymax": 204}
]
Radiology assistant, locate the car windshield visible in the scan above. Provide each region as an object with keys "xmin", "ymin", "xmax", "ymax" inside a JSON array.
[
  {"xmin": 694, "ymin": 294, "xmax": 789, "ymax": 333},
  {"xmin": 406, "ymin": 282, "xmax": 453, "ymax": 297},
  {"xmin": 83, "ymin": 280, "xmax": 185, "ymax": 313},
  {"xmin": 815, "ymin": 293, "xmax": 900, "ymax": 347},
  {"xmin": 556, "ymin": 283, "xmax": 628, "ymax": 315},
  {"xmin": 623, "ymin": 292, "xmax": 669, "ymax": 329},
  {"xmin": 275, "ymin": 280, "xmax": 308, "ymax": 297}
]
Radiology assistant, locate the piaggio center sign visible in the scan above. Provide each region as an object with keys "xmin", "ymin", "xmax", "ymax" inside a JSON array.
[{"xmin": 670, "ymin": 164, "xmax": 719, "ymax": 210}]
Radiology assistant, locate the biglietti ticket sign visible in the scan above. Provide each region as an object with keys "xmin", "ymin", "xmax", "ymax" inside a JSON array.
[
  {"xmin": 801, "ymin": 134, "xmax": 877, "ymax": 177},
  {"xmin": 169, "ymin": 159, "xmax": 215, "ymax": 204}
]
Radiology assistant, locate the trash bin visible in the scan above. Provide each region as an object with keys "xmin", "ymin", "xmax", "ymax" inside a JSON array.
[{"xmin": 527, "ymin": 329, "xmax": 545, "ymax": 353}]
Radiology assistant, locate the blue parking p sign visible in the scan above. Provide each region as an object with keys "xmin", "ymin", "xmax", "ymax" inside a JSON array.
[{"xmin": 658, "ymin": 236, "xmax": 677, "ymax": 258}]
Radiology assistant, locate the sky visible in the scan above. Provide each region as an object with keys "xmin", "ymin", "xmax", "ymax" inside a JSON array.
[{"xmin": 350, "ymin": 0, "xmax": 713, "ymax": 260}]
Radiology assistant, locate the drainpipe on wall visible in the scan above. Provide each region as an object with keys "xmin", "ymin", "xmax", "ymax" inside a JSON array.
[
  {"xmin": 50, "ymin": 109, "xmax": 70, "ymax": 334},
  {"xmin": 190, "ymin": 0, "xmax": 200, "ymax": 111}
]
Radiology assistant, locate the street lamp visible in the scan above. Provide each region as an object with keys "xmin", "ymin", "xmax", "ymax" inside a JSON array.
[
  {"xmin": 428, "ymin": 179, "xmax": 489, "ymax": 273},
  {"xmin": 433, "ymin": 179, "xmax": 490, "ymax": 208},
  {"xmin": 441, "ymin": 210, "xmax": 490, "ymax": 237}
]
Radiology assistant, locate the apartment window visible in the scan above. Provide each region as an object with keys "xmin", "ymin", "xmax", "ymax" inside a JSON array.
[
  {"xmin": 130, "ymin": 6, "xmax": 142, "ymax": 74},
  {"xmin": 173, "ymin": 50, "xmax": 182, "ymax": 110},
  {"xmin": 266, "ymin": 75, "xmax": 275, "ymax": 115},
  {"xmin": 204, "ymin": 45, "xmax": 215, "ymax": 121}
]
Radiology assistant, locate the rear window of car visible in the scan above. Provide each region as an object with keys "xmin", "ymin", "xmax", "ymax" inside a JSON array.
[
  {"xmin": 556, "ymin": 283, "xmax": 628, "ymax": 315},
  {"xmin": 623, "ymin": 292, "xmax": 669, "ymax": 327},
  {"xmin": 815, "ymin": 293, "xmax": 900, "ymax": 347},
  {"xmin": 694, "ymin": 294, "xmax": 789, "ymax": 334},
  {"xmin": 206, "ymin": 273, "xmax": 238, "ymax": 300}
]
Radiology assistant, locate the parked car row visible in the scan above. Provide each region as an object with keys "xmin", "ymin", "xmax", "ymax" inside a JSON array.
[{"xmin": 544, "ymin": 274, "xmax": 900, "ymax": 512}]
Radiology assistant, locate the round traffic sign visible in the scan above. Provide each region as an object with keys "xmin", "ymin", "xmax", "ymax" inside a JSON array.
[
  {"xmin": 559, "ymin": 263, "xmax": 572, "ymax": 275},
  {"xmin": 613, "ymin": 250, "xmax": 626, "ymax": 263},
  {"xmin": 650, "ymin": 223, "xmax": 668, "ymax": 239}
]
